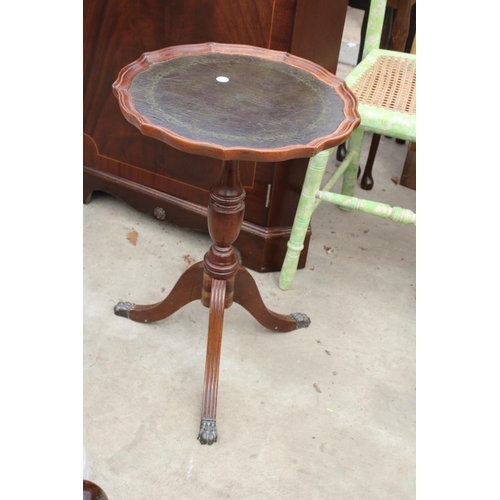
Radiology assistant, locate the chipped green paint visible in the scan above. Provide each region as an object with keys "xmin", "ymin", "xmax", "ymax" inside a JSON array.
[
  {"xmin": 362, "ymin": 0, "xmax": 387, "ymax": 58},
  {"xmin": 317, "ymin": 192, "xmax": 416, "ymax": 225},
  {"xmin": 279, "ymin": 149, "xmax": 332, "ymax": 291},
  {"xmin": 340, "ymin": 127, "xmax": 363, "ymax": 202},
  {"xmin": 279, "ymin": 143, "xmax": 416, "ymax": 290},
  {"xmin": 314, "ymin": 150, "xmax": 356, "ymax": 210}
]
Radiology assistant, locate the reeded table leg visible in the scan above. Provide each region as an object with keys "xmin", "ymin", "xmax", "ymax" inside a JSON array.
[
  {"xmin": 114, "ymin": 262, "xmax": 203, "ymax": 323},
  {"xmin": 198, "ymin": 278, "xmax": 226, "ymax": 445},
  {"xmin": 234, "ymin": 267, "xmax": 310, "ymax": 331}
]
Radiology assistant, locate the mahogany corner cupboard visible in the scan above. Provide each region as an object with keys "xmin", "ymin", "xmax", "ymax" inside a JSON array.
[{"xmin": 83, "ymin": 0, "xmax": 349, "ymax": 272}]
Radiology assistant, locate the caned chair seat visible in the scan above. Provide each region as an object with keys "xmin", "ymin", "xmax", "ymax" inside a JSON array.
[{"xmin": 346, "ymin": 49, "xmax": 416, "ymax": 142}]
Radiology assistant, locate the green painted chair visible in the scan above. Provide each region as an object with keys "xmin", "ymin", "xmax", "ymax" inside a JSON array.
[{"xmin": 279, "ymin": 0, "xmax": 416, "ymax": 291}]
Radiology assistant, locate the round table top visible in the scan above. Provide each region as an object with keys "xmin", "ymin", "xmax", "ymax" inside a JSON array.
[{"xmin": 113, "ymin": 43, "xmax": 360, "ymax": 162}]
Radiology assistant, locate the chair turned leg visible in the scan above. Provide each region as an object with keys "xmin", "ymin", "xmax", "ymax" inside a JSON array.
[
  {"xmin": 336, "ymin": 143, "xmax": 362, "ymax": 179},
  {"xmin": 340, "ymin": 126, "xmax": 364, "ymax": 203},
  {"xmin": 279, "ymin": 149, "xmax": 332, "ymax": 291},
  {"xmin": 336, "ymin": 142, "xmax": 347, "ymax": 162},
  {"xmin": 360, "ymin": 133, "xmax": 381, "ymax": 190}
]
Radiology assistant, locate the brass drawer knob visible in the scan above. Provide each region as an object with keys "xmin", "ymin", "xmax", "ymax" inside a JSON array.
[{"xmin": 154, "ymin": 207, "xmax": 166, "ymax": 220}]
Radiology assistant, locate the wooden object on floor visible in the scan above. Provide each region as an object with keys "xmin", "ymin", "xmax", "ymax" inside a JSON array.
[
  {"xmin": 83, "ymin": 0, "xmax": 349, "ymax": 273},
  {"xmin": 83, "ymin": 480, "xmax": 108, "ymax": 500},
  {"xmin": 400, "ymin": 141, "xmax": 416, "ymax": 189},
  {"xmin": 399, "ymin": 36, "xmax": 417, "ymax": 190},
  {"xmin": 387, "ymin": 0, "xmax": 416, "ymax": 52},
  {"xmin": 111, "ymin": 43, "xmax": 359, "ymax": 444}
]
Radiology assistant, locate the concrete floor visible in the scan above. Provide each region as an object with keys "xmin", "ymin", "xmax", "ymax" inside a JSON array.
[{"xmin": 83, "ymin": 8, "xmax": 416, "ymax": 499}]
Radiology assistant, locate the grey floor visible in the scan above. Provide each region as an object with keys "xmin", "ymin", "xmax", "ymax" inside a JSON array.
[{"xmin": 83, "ymin": 8, "xmax": 416, "ymax": 500}]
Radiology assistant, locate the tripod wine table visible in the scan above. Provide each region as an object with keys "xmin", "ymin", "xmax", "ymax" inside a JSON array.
[{"xmin": 112, "ymin": 42, "xmax": 360, "ymax": 445}]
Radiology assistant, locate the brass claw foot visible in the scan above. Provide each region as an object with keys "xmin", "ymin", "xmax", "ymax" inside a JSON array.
[
  {"xmin": 114, "ymin": 301, "xmax": 134, "ymax": 318},
  {"xmin": 198, "ymin": 419, "xmax": 217, "ymax": 445},
  {"xmin": 291, "ymin": 312, "xmax": 311, "ymax": 329}
]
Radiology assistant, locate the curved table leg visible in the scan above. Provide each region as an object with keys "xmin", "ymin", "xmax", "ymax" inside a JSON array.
[
  {"xmin": 198, "ymin": 278, "xmax": 226, "ymax": 445},
  {"xmin": 114, "ymin": 262, "xmax": 204, "ymax": 323},
  {"xmin": 234, "ymin": 267, "xmax": 310, "ymax": 332}
]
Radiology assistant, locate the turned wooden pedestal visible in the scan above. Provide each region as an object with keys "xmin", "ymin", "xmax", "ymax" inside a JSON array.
[
  {"xmin": 111, "ymin": 43, "xmax": 359, "ymax": 444},
  {"xmin": 116, "ymin": 159, "xmax": 310, "ymax": 444}
]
